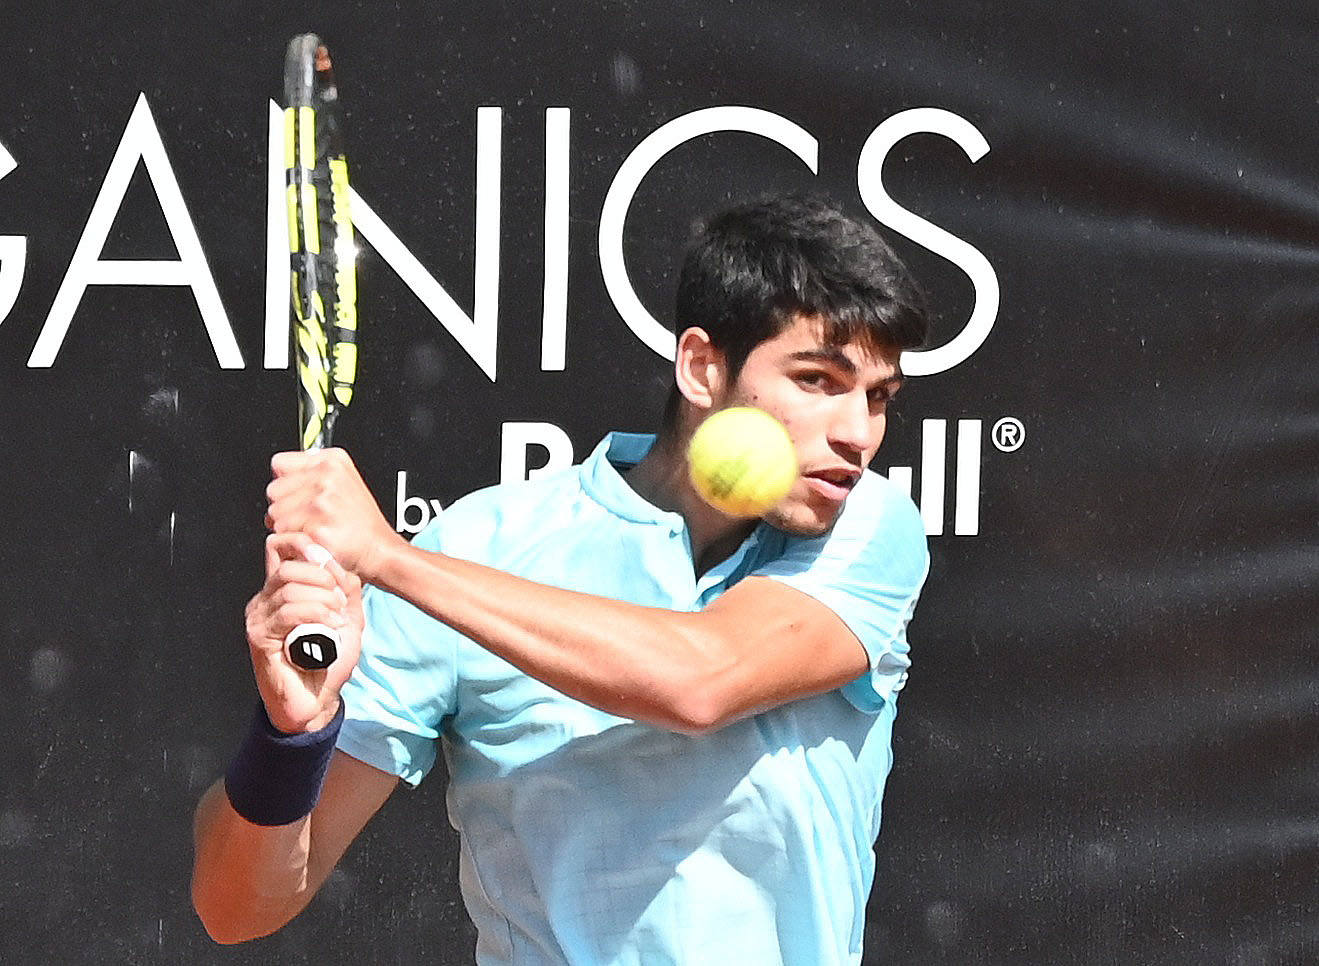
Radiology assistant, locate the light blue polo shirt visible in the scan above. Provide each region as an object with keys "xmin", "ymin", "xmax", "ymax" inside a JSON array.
[{"xmin": 337, "ymin": 432, "xmax": 928, "ymax": 965}]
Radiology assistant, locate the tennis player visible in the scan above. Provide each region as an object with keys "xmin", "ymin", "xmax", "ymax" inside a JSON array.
[{"xmin": 193, "ymin": 195, "xmax": 932, "ymax": 964}]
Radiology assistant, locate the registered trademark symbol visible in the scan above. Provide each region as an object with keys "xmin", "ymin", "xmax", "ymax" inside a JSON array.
[{"xmin": 992, "ymin": 417, "xmax": 1025, "ymax": 452}]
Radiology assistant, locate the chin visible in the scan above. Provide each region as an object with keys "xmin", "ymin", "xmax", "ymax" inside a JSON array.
[{"xmin": 764, "ymin": 498, "xmax": 839, "ymax": 538}]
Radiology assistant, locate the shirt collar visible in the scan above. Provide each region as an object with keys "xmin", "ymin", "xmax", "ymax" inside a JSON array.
[
  {"xmin": 581, "ymin": 433, "xmax": 769, "ymax": 581},
  {"xmin": 580, "ymin": 432, "xmax": 686, "ymax": 529}
]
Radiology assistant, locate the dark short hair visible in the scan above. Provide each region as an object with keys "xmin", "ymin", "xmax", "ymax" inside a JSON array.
[{"xmin": 674, "ymin": 194, "xmax": 930, "ymax": 378}]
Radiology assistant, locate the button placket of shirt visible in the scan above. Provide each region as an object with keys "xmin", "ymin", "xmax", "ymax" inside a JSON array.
[{"xmin": 695, "ymin": 527, "xmax": 763, "ymax": 605}]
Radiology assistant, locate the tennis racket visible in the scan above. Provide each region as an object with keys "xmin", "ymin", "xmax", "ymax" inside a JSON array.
[{"xmin": 283, "ymin": 33, "xmax": 358, "ymax": 671}]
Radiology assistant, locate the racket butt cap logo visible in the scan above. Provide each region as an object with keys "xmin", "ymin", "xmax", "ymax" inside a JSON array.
[{"xmin": 286, "ymin": 624, "xmax": 339, "ymax": 671}]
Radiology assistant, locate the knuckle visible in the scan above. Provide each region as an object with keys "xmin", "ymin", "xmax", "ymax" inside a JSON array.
[
  {"xmin": 273, "ymin": 600, "xmax": 301, "ymax": 626},
  {"xmin": 274, "ymin": 562, "xmax": 302, "ymax": 585}
]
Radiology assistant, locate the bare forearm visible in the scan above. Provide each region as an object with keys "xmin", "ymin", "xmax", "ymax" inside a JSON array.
[
  {"xmin": 369, "ymin": 540, "xmax": 743, "ymax": 732},
  {"xmin": 191, "ymin": 780, "xmax": 318, "ymax": 943}
]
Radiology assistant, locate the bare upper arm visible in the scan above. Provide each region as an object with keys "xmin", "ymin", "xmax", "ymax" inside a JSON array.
[{"xmin": 687, "ymin": 575, "xmax": 870, "ymax": 730}]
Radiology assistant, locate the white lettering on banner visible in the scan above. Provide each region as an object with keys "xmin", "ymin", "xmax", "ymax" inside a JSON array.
[
  {"xmin": 954, "ymin": 419, "xmax": 982, "ymax": 536},
  {"xmin": 0, "ymin": 140, "xmax": 22, "ymax": 328},
  {"xmin": 919, "ymin": 419, "xmax": 948, "ymax": 536},
  {"xmin": 857, "ymin": 108, "xmax": 998, "ymax": 377},
  {"xmin": 501, "ymin": 421, "xmax": 574, "ymax": 483},
  {"xmin": 400, "ymin": 417, "xmax": 1021, "ymax": 537},
  {"xmin": 3, "ymin": 99, "xmax": 1020, "ymax": 536},
  {"xmin": 395, "ymin": 420, "xmax": 573, "ymax": 533},
  {"xmin": 542, "ymin": 108, "xmax": 571, "ymax": 371},
  {"xmin": 266, "ymin": 105, "xmax": 504, "ymax": 380},
  {"xmin": 9, "ymin": 100, "xmax": 1001, "ymax": 384},
  {"xmin": 263, "ymin": 101, "xmax": 289, "ymax": 368},
  {"xmin": 396, "ymin": 423, "xmax": 573, "ymax": 533},
  {"xmin": 0, "ymin": 235, "xmax": 25, "ymax": 327},
  {"xmin": 886, "ymin": 417, "xmax": 1020, "ymax": 536},
  {"xmin": 992, "ymin": 417, "xmax": 1025, "ymax": 452},
  {"xmin": 599, "ymin": 107, "xmax": 820, "ymax": 360},
  {"xmin": 28, "ymin": 94, "xmax": 243, "ymax": 368},
  {"xmin": 396, "ymin": 470, "xmax": 445, "ymax": 534}
]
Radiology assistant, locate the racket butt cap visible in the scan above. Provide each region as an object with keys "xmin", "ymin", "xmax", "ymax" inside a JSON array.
[{"xmin": 286, "ymin": 623, "xmax": 339, "ymax": 671}]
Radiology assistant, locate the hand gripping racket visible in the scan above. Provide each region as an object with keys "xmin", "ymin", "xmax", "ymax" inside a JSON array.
[{"xmin": 283, "ymin": 34, "xmax": 358, "ymax": 671}]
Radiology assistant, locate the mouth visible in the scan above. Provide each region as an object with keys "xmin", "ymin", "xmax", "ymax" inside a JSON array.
[{"xmin": 802, "ymin": 467, "xmax": 861, "ymax": 502}]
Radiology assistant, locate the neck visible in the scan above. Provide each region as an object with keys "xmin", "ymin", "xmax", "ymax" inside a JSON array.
[{"xmin": 626, "ymin": 428, "xmax": 757, "ymax": 574}]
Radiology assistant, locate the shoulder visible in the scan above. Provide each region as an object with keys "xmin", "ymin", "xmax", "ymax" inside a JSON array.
[
  {"xmin": 832, "ymin": 470, "xmax": 926, "ymax": 558},
  {"xmin": 793, "ymin": 470, "xmax": 924, "ymax": 564},
  {"xmin": 747, "ymin": 470, "xmax": 927, "ymax": 602}
]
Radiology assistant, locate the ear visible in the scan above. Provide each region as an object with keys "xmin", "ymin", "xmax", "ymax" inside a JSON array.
[{"xmin": 673, "ymin": 327, "xmax": 728, "ymax": 411}]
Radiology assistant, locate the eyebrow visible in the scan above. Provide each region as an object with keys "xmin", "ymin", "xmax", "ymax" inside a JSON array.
[{"xmin": 786, "ymin": 348, "xmax": 905, "ymax": 389}]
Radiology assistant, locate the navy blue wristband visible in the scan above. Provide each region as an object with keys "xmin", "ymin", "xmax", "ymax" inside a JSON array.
[{"xmin": 224, "ymin": 700, "xmax": 345, "ymax": 826}]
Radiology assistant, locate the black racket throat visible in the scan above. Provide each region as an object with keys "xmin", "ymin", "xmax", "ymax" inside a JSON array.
[{"xmin": 284, "ymin": 32, "xmax": 358, "ymax": 453}]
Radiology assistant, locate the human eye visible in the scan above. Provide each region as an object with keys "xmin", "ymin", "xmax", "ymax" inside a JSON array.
[
  {"xmin": 867, "ymin": 383, "xmax": 899, "ymax": 411},
  {"xmin": 794, "ymin": 369, "xmax": 842, "ymax": 393}
]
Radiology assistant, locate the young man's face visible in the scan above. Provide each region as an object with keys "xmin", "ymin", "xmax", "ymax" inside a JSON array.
[{"xmin": 723, "ymin": 314, "xmax": 904, "ymax": 537}]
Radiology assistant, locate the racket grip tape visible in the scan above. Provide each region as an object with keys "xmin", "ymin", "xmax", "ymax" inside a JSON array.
[{"xmin": 285, "ymin": 542, "xmax": 341, "ymax": 671}]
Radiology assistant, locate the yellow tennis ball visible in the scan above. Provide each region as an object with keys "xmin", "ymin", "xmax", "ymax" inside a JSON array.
[{"xmin": 688, "ymin": 406, "xmax": 798, "ymax": 517}]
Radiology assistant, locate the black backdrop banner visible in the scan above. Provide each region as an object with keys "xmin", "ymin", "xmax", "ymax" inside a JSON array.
[{"xmin": 1, "ymin": 2, "xmax": 1314, "ymax": 963}]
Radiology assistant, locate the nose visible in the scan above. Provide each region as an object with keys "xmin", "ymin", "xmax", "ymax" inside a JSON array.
[{"xmin": 829, "ymin": 390, "xmax": 882, "ymax": 458}]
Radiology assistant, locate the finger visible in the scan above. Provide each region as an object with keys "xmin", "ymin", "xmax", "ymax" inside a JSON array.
[
  {"xmin": 267, "ymin": 578, "xmax": 345, "ymax": 613},
  {"xmin": 267, "ymin": 486, "xmax": 335, "ymax": 537},
  {"xmin": 323, "ymin": 447, "xmax": 351, "ymax": 468},
  {"xmin": 262, "ymin": 503, "xmax": 303, "ymax": 533},
  {"xmin": 323, "ymin": 552, "xmax": 353, "ymax": 587},
  {"xmin": 321, "ymin": 551, "xmax": 362, "ymax": 601},
  {"xmin": 269, "ymin": 599, "xmax": 350, "ymax": 636},
  {"xmin": 270, "ymin": 450, "xmax": 314, "ymax": 477},
  {"xmin": 343, "ymin": 572, "xmax": 362, "ymax": 613},
  {"xmin": 265, "ymin": 494, "xmax": 306, "ymax": 534},
  {"xmin": 264, "ymin": 532, "xmax": 281, "ymax": 579},
  {"xmin": 303, "ymin": 542, "xmax": 334, "ymax": 568},
  {"xmin": 300, "ymin": 545, "xmax": 348, "ymax": 607},
  {"xmin": 264, "ymin": 532, "xmax": 318, "ymax": 571},
  {"xmin": 315, "ymin": 448, "xmax": 360, "ymax": 488},
  {"xmin": 261, "ymin": 576, "xmax": 348, "ymax": 622},
  {"xmin": 321, "ymin": 554, "xmax": 356, "ymax": 608},
  {"xmin": 270, "ymin": 557, "xmax": 339, "ymax": 591},
  {"xmin": 265, "ymin": 473, "xmax": 306, "ymax": 506}
]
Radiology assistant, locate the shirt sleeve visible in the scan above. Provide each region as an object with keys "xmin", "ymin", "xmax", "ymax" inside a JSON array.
[
  {"xmin": 751, "ymin": 474, "xmax": 929, "ymax": 713},
  {"xmin": 336, "ymin": 525, "xmax": 459, "ymax": 787}
]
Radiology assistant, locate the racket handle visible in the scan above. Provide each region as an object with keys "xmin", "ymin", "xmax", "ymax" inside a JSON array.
[{"xmin": 285, "ymin": 543, "xmax": 340, "ymax": 671}]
